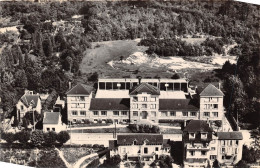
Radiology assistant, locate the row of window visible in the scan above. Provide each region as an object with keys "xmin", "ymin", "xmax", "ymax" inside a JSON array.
[
  {"xmin": 132, "ymin": 97, "xmax": 157, "ymax": 102},
  {"xmin": 72, "ymin": 110, "xmax": 86, "ymax": 116},
  {"xmin": 221, "ymin": 147, "xmax": 238, "ymax": 154},
  {"xmin": 70, "ymin": 103, "xmax": 85, "ymax": 108},
  {"xmin": 189, "ymin": 133, "xmax": 207, "ymax": 139},
  {"xmin": 70, "ymin": 96, "xmax": 85, "ymax": 101},
  {"xmin": 93, "ymin": 111, "xmax": 128, "ymax": 116},
  {"xmin": 132, "ymin": 104, "xmax": 157, "ymax": 109},
  {"xmin": 203, "ymin": 112, "xmax": 218, "ymax": 117},
  {"xmin": 204, "ymin": 97, "xmax": 219, "ymax": 103},
  {"xmin": 161, "ymin": 111, "xmax": 197, "ymax": 117},
  {"xmin": 221, "ymin": 140, "xmax": 239, "ymax": 146},
  {"xmin": 189, "ymin": 151, "xmax": 207, "ymax": 156},
  {"xmin": 204, "ymin": 104, "xmax": 218, "ymax": 110}
]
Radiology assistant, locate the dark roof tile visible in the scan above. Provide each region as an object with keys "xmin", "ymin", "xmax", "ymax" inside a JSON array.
[
  {"xmin": 66, "ymin": 84, "xmax": 92, "ymax": 95},
  {"xmin": 183, "ymin": 120, "xmax": 213, "ymax": 132},
  {"xmin": 200, "ymin": 84, "xmax": 224, "ymax": 96},
  {"xmin": 130, "ymin": 83, "xmax": 160, "ymax": 95},
  {"xmin": 159, "ymin": 99, "xmax": 199, "ymax": 111},
  {"xmin": 89, "ymin": 98, "xmax": 130, "ymax": 110},
  {"xmin": 43, "ymin": 112, "xmax": 60, "ymax": 124},
  {"xmin": 117, "ymin": 134, "xmax": 163, "ymax": 145}
]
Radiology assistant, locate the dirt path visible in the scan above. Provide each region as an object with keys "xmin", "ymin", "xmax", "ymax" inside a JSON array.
[
  {"xmin": 73, "ymin": 153, "xmax": 98, "ymax": 168},
  {"xmin": 55, "ymin": 148, "xmax": 72, "ymax": 168}
]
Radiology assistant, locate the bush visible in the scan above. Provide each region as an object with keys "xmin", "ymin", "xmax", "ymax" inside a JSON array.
[
  {"xmin": 44, "ymin": 131, "xmax": 57, "ymax": 146},
  {"xmin": 106, "ymin": 119, "xmax": 113, "ymax": 124},
  {"xmin": 30, "ymin": 130, "xmax": 44, "ymax": 147},
  {"xmin": 83, "ymin": 119, "xmax": 91, "ymax": 124},
  {"xmin": 16, "ymin": 130, "xmax": 31, "ymax": 144},
  {"xmin": 2, "ymin": 132, "xmax": 16, "ymax": 144},
  {"xmin": 97, "ymin": 119, "xmax": 102, "ymax": 124},
  {"xmin": 128, "ymin": 124, "xmax": 160, "ymax": 133},
  {"xmin": 57, "ymin": 131, "xmax": 70, "ymax": 144},
  {"xmin": 93, "ymin": 144, "xmax": 100, "ymax": 148}
]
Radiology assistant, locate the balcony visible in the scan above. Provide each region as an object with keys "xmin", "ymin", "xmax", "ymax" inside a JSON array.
[{"xmin": 187, "ymin": 144, "xmax": 210, "ymax": 150}]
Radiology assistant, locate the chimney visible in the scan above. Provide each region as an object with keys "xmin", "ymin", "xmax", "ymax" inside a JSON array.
[
  {"xmin": 137, "ymin": 76, "xmax": 142, "ymax": 84},
  {"xmin": 218, "ymin": 82, "xmax": 221, "ymax": 90},
  {"xmin": 69, "ymin": 82, "xmax": 71, "ymax": 89}
]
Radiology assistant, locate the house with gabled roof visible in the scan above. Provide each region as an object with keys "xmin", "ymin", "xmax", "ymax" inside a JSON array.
[
  {"xmin": 16, "ymin": 90, "xmax": 41, "ymax": 121},
  {"xmin": 66, "ymin": 83, "xmax": 93, "ymax": 123},
  {"xmin": 43, "ymin": 112, "xmax": 66, "ymax": 132},
  {"xmin": 109, "ymin": 134, "xmax": 171, "ymax": 161}
]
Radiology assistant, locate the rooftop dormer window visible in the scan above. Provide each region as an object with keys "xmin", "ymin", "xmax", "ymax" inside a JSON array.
[
  {"xmin": 189, "ymin": 133, "xmax": 195, "ymax": 139},
  {"xmin": 133, "ymin": 140, "xmax": 137, "ymax": 145},
  {"xmin": 201, "ymin": 133, "xmax": 207, "ymax": 139}
]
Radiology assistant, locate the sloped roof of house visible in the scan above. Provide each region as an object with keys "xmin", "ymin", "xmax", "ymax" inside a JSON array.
[
  {"xmin": 183, "ymin": 120, "xmax": 213, "ymax": 133},
  {"xmin": 159, "ymin": 99, "xmax": 199, "ymax": 111},
  {"xmin": 66, "ymin": 83, "xmax": 92, "ymax": 95},
  {"xmin": 129, "ymin": 83, "xmax": 160, "ymax": 95},
  {"xmin": 43, "ymin": 112, "xmax": 60, "ymax": 124},
  {"xmin": 89, "ymin": 98, "xmax": 130, "ymax": 110},
  {"xmin": 20, "ymin": 95, "xmax": 40, "ymax": 108},
  {"xmin": 217, "ymin": 132, "xmax": 243, "ymax": 140},
  {"xmin": 117, "ymin": 134, "xmax": 163, "ymax": 145},
  {"xmin": 200, "ymin": 84, "xmax": 224, "ymax": 96}
]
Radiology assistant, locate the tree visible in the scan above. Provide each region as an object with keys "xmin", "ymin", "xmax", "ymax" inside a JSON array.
[
  {"xmin": 250, "ymin": 128, "xmax": 260, "ymax": 149},
  {"xmin": 16, "ymin": 130, "xmax": 31, "ymax": 144},
  {"xmin": 14, "ymin": 69, "xmax": 28, "ymax": 88},
  {"xmin": 44, "ymin": 131, "xmax": 57, "ymax": 146},
  {"xmin": 65, "ymin": 56, "xmax": 73, "ymax": 72},
  {"xmin": 57, "ymin": 131, "xmax": 70, "ymax": 144},
  {"xmin": 171, "ymin": 73, "xmax": 180, "ymax": 79},
  {"xmin": 30, "ymin": 130, "xmax": 44, "ymax": 147},
  {"xmin": 212, "ymin": 159, "xmax": 220, "ymax": 168},
  {"xmin": 43, "ymin": 36, "xmax": 53, "ymax": 57}
]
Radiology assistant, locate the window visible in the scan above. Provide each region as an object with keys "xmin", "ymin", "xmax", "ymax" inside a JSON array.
[
  {"xmin": 222, "ymin": 155, "xmax": 225, "ymax": 160},
  {"xmin": 201, "ymin": 151, "xmax": 206, "ymax": 155},
  {"xmin": 151, "ymin": 97, "xmax": 156, "ymax": 102},
  {"xmin": 182, "ymin": 112, "xmax": 188, "ymax": 116},
  {"xmin": 144, "ymin": 147, "xmax": 148, "ymax": 154},
  {"xmin": 21, "ymin": 105, "xmax": 24, "ymax": 110},
  {"xmin": 213, "ymin": 112, "xmax": 218, "ymax": 117},
  {"xmin": 150, "ymin": 104, "xmax": 156, "ymax": 109},
  {"xmin": 191, "ymin": 112, "xmax": 196, "ymax": 116},
  {"xmin": 211, "ymin": 147, "xmax": 215, "ymax": 151},
  {"xmin": 80, "ymin": 111, "xmax": 86, "ymax": 116},
  {"xmin": 201, "ymin": 133, "xmax": 207, "ymax": 139},
  {"xmin": 210, "ymin": 155, "xmax": 216, "ymax": 160},
  {"xmin": 121, "ymin": 111, "xmax": 127, "ymax": 115},
  {"xmin": 113, "ymin": 111, "xmax": 119, "ymax": 116},
  {"xmin": 72, "ymin": 119, "xmax": 76, "ymax": 123},
  {"xmin": 161, "ymin": 111, "xmax": 167, "ymax": 117},
  {"xmin": 52, "ymin": 128, "xmax": 55, "ymax": 131},
  {"xmin": 132, "ymin": 104, "xmax": 138, "ymax": 109},
  {"xmin": 190, "ymin": 151, "xmax": 195, "ymax": 156},
  {"xmin": 222, "ymin": 148, "xmax": 225, "ymax": 153},
  {"xmin": 94, "ymin": 119, "xmax": 98, "ymax": 123},
  {"xmin": 142, "ymin": 97, "xmax": 147, "ymax": 102},
  {"xmin": 235, "ymin": 148, "xmax": 238, "ymax": 154},
  {"xmin": 204, "ymin": 112, "xmax": 210, "ymax": 117},
  {"xmin": 155, "ymin": 147, "xmax": 159, "ymax": 151},
  {"xmin": 170, "ymin": 111, "xmax": 176, "ymax": 116},
  {"xmin": 93, "ymin": 111, "xmax": 98, "ymax": 116},
  {"xmin": 78, "ymin": 103, "xmax": 85, "ymax": 108},
  {"xmin": 189, "ymin": 133, "xmax": 195, "ymax": 139},
  {"xmin": 133, "ymin": 97, "xmax": 138, "ymax": 102},
  {"xmin": 213, "ymin": 104, "xmax": 218, "ymax": 109},
  {"xmin": 101, "ymin": 111, "xmax": 107, "ymax": 116},
  {"xmin": 47, "ymin": 128, "xmax": 50, "ymax": 131},
  {"xmin": 80, "ymin": 96, "xmax": 85, "ymax": 101},
  {"xmin": 133, "ymin": 111, "xmax": 138, "ymax": 116},
  {"xmin": 142, "ymin": 104, "xmax": 147, "ymax": 108},
  {"xmin": 72, "ymin": 111, "xmax": 77, "ymax": 116},
  {"xmin": 236, "ymin": 140, "xmax": 239, "ymax": 145},
  {"xmin": 230, "ymin": 140, "xmax": 232, "ymax": 146}
]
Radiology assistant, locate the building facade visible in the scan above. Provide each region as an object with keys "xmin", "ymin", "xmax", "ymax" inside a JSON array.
[
  {"xmin": 66, "ymin": 78, "xmax": 225, "ymax": 124},
  {"xmin": 109, "ymin": 134, "xmax": 171, "ymax": 161},
  {"xmin": 43, "ymin": 112, "xmax": 66, "ymax": 132}
]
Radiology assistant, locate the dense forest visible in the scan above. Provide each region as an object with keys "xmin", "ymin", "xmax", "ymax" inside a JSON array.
[{"xmin": 0, "ymin": 1, "xmax": 259, "ymax": 131}]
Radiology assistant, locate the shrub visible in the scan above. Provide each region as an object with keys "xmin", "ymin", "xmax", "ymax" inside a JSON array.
[
  {"xmin": 151, "ymin": 125, "xmax": 160, "ymax": 133},
  {"xmin": 106, "ymin": 119, "xmax": 113, "ymax": 124},
  {"xmin": 30, "ymin": 130, "xmax": 44, "ymax": 147},
  {"xmin": 93, "ymin": 144, "xmax": 100, "ymax": 148},
  {"xmin": 3, "ymin": 132, "xmax": 16, "ymax": 144},
  {"xmin": 44, "ymin": 131, "xmax": 57, "ymax": 145},
  {"xmin": 83, "ymin": 119, "xmax": 91, "ymax": 124},
  {"xmin": 97, "ymin": 119, "xmax": 102, "ymax": 124},
  {"xmin": 16, "ymin": 130, "xmax": 31, "ymax": 144},
  {"xmin": 57, "ymin": 131, "xmax": 70, "ymax": 144}
]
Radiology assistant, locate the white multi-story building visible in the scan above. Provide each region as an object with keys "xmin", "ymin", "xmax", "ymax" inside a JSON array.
[
  {"xmin": 199, "ymin": 84, "xmax": 224, "ymax": 121},
  {"xmin": 109, "ymin": 134, "xmax": 171, "ymax": 161}
]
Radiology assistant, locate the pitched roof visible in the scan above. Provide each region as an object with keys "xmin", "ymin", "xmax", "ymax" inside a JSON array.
[
  {"xmin": 200, "ymin": 84, "xmax": 224, "ymax": 96},
  {"xmin": 117, "ymin": 134, "xmax": 163, "ymax": 145},
  {"xmin": 130, "ymin": 83, "xmax": 160, "ymax": 95},
  {"xmin": 159, "ymin": 99, "xmax": 199, "ymax": 111},
  {"xmin": 43, "ymin": 112, "xmax": 60, "ymax": 124},
  {"xmin": 20, "ymin": 95, "xmax": 40, "ymax": 108},
  {"xmin": 183, "ymin": 120, "xmax": 213, "ymax": 132},
  {"xmin": 66, "ymin": 83, "xmax": 92, "ymax": 95},
  {"xmin": 89, "ymin": 98, "xmax": 130, "ymax": 110},
  {"xmin": 217, "ymin": 132, "xmax": 243, "ymax": 140}
]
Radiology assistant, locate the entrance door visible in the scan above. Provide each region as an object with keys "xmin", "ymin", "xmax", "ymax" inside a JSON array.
[{"xmin": 142, "ymin": 111, "xmax": 148, "ymax": 119}]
